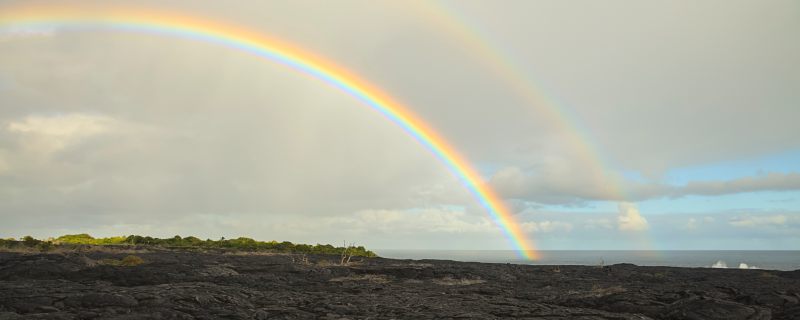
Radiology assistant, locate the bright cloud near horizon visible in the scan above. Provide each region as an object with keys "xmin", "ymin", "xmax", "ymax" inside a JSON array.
[{"xmin": 0, "ymin": 0, "xmax": 798, "ymax": 250}]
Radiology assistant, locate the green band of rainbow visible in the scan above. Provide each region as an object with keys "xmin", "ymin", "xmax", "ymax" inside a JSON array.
[{"xmin": 0, "ymin": 4, "xmax": 539, "ymax": 259}]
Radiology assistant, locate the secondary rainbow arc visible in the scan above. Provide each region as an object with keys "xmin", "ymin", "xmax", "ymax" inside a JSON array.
[
  {"xmin": 412, "ymin": 2, "xmax": 630, "ymax": 200},
  {"xmin": 0, "ymin": 4, "xmax": 539, "ymax": 259},
  {"xmin": 411, "ymin": 2, "xmax": 656, "ymax": 252}
]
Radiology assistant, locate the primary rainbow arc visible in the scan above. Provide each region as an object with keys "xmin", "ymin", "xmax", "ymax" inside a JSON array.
[{"xmin": 0, "ymin": 4, "xmax": 539, "ymax": 259}]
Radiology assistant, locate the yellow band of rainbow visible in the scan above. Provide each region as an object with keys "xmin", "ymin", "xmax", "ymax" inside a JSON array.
[{"xmin": 0, "ymin": 4, "xmax": 538, "ymax": 259}]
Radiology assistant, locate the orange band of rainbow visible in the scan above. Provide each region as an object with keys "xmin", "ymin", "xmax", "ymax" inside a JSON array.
[{"xmin": 0, "ymin": 3, "xmax": 538, "ymax": 259}]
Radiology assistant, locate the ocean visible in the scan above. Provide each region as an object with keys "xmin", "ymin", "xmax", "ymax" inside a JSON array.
[{"xmin": 375, "ymin": 250, "xmax": 800, "ymax": 271}]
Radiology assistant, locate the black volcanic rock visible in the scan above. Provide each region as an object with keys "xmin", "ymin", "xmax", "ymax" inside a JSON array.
[
  {"xmin": 662, "ymin": 296, "xmax": 771, "ymax": 320},
  {"xmin": 0, "ymin": 251, "xmax": 797, "ymax": 319}
]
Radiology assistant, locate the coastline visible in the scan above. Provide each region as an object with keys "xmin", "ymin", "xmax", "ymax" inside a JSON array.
[
  {"xmin": 1, "ymin": 249, "xmax": 798, "ymax": 319},
  {"xmin": 377, "ymin": 249, "xmax": 800, "ymax": 271}
]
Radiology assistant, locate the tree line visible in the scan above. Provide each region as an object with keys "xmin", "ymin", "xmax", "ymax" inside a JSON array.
[{"xmin": 0, "ymin": 234, "xmax": 377, "ymax": 257}]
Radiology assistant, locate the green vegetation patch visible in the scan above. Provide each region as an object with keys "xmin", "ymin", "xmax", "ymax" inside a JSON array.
[
  {"xmin": 0, "ymin": 236, "xmax": 54, "ymax": 252},
  {"xmin": 99, "ymin": 255, "xmax": 146, "ymax": 267},
  {"xmin": 1, "ymin": 234, "xmax": 377, "ymax": 257}
]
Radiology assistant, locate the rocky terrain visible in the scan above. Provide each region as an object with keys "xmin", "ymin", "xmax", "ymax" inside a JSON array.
[{"xmin": 0, "ymin": 250, "xmax": 798, "ymax": 319}]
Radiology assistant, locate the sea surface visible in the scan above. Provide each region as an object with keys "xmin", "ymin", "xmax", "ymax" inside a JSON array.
[{"xmin": 376, "ymin": 250, "xmax": 800, "ymax": 271}]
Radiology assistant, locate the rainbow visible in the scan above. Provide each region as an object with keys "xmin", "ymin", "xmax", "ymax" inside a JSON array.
[
  {"xmin": 411, "ymin": 2, "xmax": 630, "ymax": 201},
  {"xmin": 0, "ymin": 3, "xmax": 540, "ymax": 259},
  {"xmin": 409, "ymin": 2, "xmax": 655, "ymax": 251}
]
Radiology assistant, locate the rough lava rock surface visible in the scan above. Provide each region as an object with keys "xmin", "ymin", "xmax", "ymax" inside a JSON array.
[{"xmin": 0, "ymin": 251, "xmax": 798, "ymax": 319}]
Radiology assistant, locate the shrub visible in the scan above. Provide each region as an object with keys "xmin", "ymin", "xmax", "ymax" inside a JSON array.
[
  {"xmin": 22, "ymin": 236, "xmax": 41, "ymax": 247},
  {"xmin": 99, "ymin": 255, "xmax": 145, "ymax": 267},
  {"xmin": 55, "ymin": 234, "xmax": 94, "ymax": 244},
  {"xmin": 36, "ymin": 241, "xmax": 53, "ymax": 252},
  {"xmin": 120, "ymin": 255, "xmax": 145, "ymax": 266}
]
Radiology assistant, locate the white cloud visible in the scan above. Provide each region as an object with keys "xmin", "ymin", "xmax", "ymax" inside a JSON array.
[
  {"xmin": 686, "ymin": 218, "xmax": 698, "ymax": 229},
  {"xmin": 617, "ymin": 202, "xmax": 648, "ymax": 231},
  {"xmin": 8, "ymin": 114, "xmax": 114, "ymax": 136},
  {"xmin": 7, "ymin": 114, "xmax": 118, "ymax": 153},
  {"xmin": 583, "ymin": 218, "xmax": 613, "ymax": 230},
  {"xmin": 520, "ymin": 220, "xmax": 573, "ymax": 233},
  {"xmin": 684, "ymin": 216, "xmax": 715, "ymax": 230},
  {"xmin": 0, "ymin": 25, "xmax": 56, "ymax": 42},
  {"xmin": 729, "ymin": 215, "xmax": 788, "ymax": 227},
  {"xmin": 346, "ymin": 208, "xmax": 499, "ymax": 234}
]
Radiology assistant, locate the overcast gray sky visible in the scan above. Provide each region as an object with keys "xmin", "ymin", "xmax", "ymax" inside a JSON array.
[{"xmin": 1, "ymin": 0, "xmax": 799, "ymax": 250}]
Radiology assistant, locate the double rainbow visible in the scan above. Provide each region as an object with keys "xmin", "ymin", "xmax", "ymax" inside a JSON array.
[
  {"xmin": 414, "ymin": 1, "xmax": 628, "ymax": 200},
  {"xmin": 0, "ymin": 3, "xmax": 539, "ymax": 259}
]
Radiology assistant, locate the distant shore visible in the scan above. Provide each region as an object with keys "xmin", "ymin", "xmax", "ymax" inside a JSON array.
[
  {"xmin": 1, "ymin": 247, "xmax": 798, "ymax": 319},
  {"xmin": 377, "ymin": 249, "xmax": 800, "ymax": 271}
]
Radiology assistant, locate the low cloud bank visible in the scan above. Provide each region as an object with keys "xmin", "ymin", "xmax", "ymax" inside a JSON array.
[{"xmin": 490, "ymin": 166, "xmax": 800, "ymax": 205}]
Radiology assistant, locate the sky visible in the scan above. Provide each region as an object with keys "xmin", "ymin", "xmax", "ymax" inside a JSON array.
[{"xmin": 0, "ymin": 0, "xmax": 799, "ymax": 251}]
